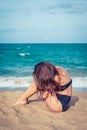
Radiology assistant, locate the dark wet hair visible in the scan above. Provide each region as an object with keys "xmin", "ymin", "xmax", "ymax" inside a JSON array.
[{"xmin": 33, "ymin": 62, "xmax": 59, "ymax": 93}]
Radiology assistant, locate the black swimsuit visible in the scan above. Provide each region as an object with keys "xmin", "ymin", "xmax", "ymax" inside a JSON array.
[{"xmin": 56, "ymin": 79, "xmax": 72, "ymax": 111}]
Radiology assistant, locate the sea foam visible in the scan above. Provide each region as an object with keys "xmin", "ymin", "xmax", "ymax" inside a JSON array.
[{"xmin": 0, "ymin": 76, "xmax": 87, "ymax": 91}]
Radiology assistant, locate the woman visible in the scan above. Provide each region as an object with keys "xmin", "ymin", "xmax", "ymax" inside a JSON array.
[{"xmin": 14, "ymin": 62, "xmax": 72, "ymax": 112}]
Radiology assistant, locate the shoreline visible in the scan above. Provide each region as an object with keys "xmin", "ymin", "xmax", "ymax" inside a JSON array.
[
  {"xmin": 0, "ymin": 91, "xmax": 87, "ymax": 130},
  {"xmin": 1, "ymin": 88, "xmax": 87, "ymax": 92}
]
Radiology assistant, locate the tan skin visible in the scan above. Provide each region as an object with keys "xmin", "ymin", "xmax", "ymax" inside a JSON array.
[{"xmin": 14, "ymin": 66, "xmax": 72, "ymax": 112}]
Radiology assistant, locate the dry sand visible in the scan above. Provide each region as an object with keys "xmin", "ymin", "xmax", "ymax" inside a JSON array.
[{"xmin": 0, "ymin": 91, "xmax": 87, "ymax": 130}]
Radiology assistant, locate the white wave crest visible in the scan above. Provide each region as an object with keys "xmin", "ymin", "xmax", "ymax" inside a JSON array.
[
  {"xmin": 19, "ymin": 53, "xmax": 26, "ymax": 56},
  {"xmin": 26, "ymin": 53, "xmax": 30, "ymax": 55},
  {"xmin": 72, "ymin": 77, "xmax": 87, "ymax": 88},
  {"xmin": 0, "ymin": 76, "xmax": 33, "ymax": 88},
  {"xmin": 0, "ymin": 76, "xmax": 87, "ymax": 90},
  {"xmin": 19, "ymin": 53, "xmax": 30, "ymax": 57}
]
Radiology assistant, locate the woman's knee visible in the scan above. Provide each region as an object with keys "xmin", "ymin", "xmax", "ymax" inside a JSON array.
[
  {"xmin": 45, "ymin": 94, "xmax": 62, "ymax": 112},
  {"xmin": 47, "ymin": 105, "xmax": 62, "ymax": 112}
]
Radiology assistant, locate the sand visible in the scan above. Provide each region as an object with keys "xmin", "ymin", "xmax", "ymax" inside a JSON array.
[{"xmin": 0, "ymin": 91, "xmax": 87, "ymax": 130}]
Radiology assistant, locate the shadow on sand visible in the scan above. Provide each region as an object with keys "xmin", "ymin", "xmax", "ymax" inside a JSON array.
[{"xmin": 68, "ymin": 96, "xmax": 79, "ymax": 108}]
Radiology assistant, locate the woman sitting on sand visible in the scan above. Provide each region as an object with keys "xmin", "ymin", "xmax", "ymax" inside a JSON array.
[{"xmin": 15, "ymin": 62, "xmax": 72, "ymax": 112}]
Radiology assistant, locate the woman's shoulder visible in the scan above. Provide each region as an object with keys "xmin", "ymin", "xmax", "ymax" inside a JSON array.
[
  {"xmin": 55, "ymin": 66, "xmax": 66, "ymax": 73},
  {"xmin": 55, "ymin": 66, "xmax": 70, "ymax": 80}
]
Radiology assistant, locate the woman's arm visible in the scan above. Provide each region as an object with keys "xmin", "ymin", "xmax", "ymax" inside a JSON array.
[
  {"xmin": 13, "ymin": 81, "xmax": 37, "ymax": 105},
  {"xmin": 42, "ymin": 90, "xmax": 49, "ymax": 99}
]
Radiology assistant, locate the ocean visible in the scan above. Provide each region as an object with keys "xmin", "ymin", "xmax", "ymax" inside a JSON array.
[{"xmin": 0, "ymin": 43, "xmax": 87, "ymax": 91}]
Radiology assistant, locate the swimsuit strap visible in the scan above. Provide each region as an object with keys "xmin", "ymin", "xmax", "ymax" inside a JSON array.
[{"xmin": 58, "ymin": 79, "xmax": 72, "ymax": 91}]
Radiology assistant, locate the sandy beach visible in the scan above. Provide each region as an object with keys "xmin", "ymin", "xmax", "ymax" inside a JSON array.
[{"xmin": 0, "ymin": 91, "xmax": 87, "ymax": 130}]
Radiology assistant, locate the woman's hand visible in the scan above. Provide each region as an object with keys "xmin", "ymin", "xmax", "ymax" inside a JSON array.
[
  {"xmin": 13, "ymin": 98, "xmax": 28, "ymax": 106},
  {"xmin": 12, "ymin": 81, "xmax": 37, "ymax": 106}
]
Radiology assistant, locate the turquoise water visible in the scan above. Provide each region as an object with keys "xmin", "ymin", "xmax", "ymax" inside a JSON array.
[{"xmin": 0, "ymin": 43, "xmax": 87, "ymax": 91}]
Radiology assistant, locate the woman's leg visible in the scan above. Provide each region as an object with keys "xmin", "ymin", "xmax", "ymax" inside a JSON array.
[{"xmin": 45, "ymin": 93, "xmax": 62, "ymax": 112}]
